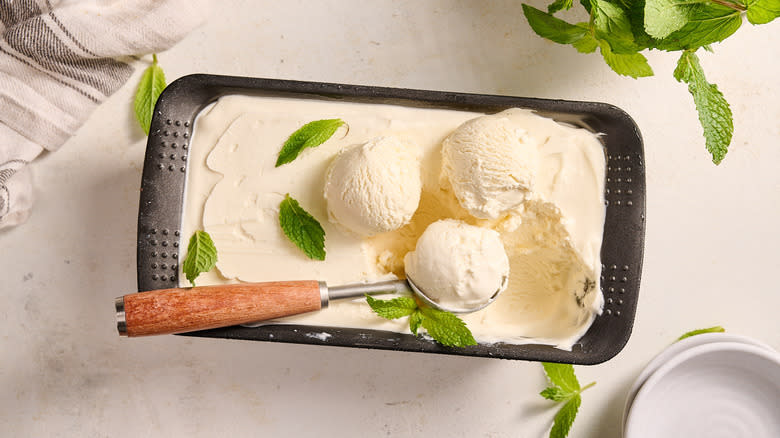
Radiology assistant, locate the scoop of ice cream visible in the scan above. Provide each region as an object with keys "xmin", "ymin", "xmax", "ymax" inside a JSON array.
[
  {"xmin": 441, "ymin": 113, "xmax": 537, "ymax": 219},
  {"xmin": 404, "ymin": 219, "xmax": 510, "ymax": 311},
  {"xmin": 325, "ymin": 136, "xmax": 422, "ymax": 237}
]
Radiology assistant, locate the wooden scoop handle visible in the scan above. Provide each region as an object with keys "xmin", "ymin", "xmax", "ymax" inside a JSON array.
[{"xmin": 117, "ymin": 281, "xmax": 324, "ymax": 337}]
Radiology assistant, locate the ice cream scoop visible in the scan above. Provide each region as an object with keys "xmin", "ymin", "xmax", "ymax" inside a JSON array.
[
  {"xmin": 325, "ymin": 136, "xmax": 422, "ymax": 236},
  {"xmin": 116, "ymin": 273, "xmax": 507, "ymax": 337},
  {"xmin": 404, "ymin": 219, "xmax": 510, "ymax": 313},
  {"xmin": 441, "ymin": 112, "xmax": 537, "ymax": 219}
]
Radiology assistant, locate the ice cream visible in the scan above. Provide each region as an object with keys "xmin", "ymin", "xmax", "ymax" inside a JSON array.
[
  {"xmin": 404, "ymin": 219, "xmax": 509, "ymax": 312},
  {"xmin": 325, "ymin": 136, "xmax": 422, "ymax": 237},
  {"xmin": 180, "ymin": 95, "xmax": 606, "ymax": 349},
  {"xmin": 441, "ymin": 113, "xmax": 537, "ymax": 219}
]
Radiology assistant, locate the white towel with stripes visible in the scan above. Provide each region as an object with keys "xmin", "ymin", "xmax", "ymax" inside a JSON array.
[{"xmin": 0, "ymin": 0, "xmax": 206, "ymax": 229}]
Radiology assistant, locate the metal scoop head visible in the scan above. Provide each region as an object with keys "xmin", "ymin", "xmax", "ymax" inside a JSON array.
[{"xmin": 407, "ymin": 274, "xmax": 509, "ymax": 314}]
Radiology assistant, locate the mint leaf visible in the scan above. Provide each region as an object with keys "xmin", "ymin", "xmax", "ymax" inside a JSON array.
[
  {"xmin": 522, "ymin": 4, "xmax": 588, "ymax": 44},
  {"xmin": 674, "ymin": 50, "xmax": 733, "ymax": 164},
  {"xmin": 409, "ymin": 310, "xmax": 423, "ymax": 335},
  {"xmin": 182, "ymin": 230, "xmax": 217, "ymax": 287},
  {"xmin": 572, "ymin": 26, "xmax": 599, "ymax": 53},
  {"xmin": 540, "ymin": 386, "xmax": 570, "ymax": 401},
  {"xmin": 656, "ymin": 4, "xmax": 742, "ymax": 50},
  {"xmin": 550, "ymin": 395, "xmax": 581, "ymax": 438},
  {"xmin": 677, "ymin": 325, "xmax": 725, "ymax": 341},
  {"xmin": 746, "ymin": 0, "xmax": 780, "ymax": 24},
  {"xmin": 278, "ymin": 194, "xmax": 326, "ymax": 260},
  {"xmin": 592, "ymin": 0, "xmax": 641, "ymax": 53},
  {"xmin": 276, "ymin": 119, "xmax": 345, "ymax": 167},
  {"xmin": 364, "ymin": 295, "xmax": 476, "ymax": 347},
  {"xmin": 599, "ymin": 40, "xmax": 654, "ymax": 78},
  {"xmin": 542, "ymin": 363, "xmax": 580, "ymax": 393},
  {"xmin": 625, "ymin": 0, "xmax": 658, "ymax": 49},
  {"xmin": 419, "ymin": 306, "xmax": 477, "ymax": 347},
  {"xmin": 365, "ymin": 295, "xmax": 417, "ymax": 319},
  {"xmin": 548, "ymin": 0, "xmax": 574, "ymax": 13},
  {"xmin": 540, "ymin": 363, "xmax": 595, "ymax": 438},
  {"xmin": 134, "ymin": 54, "xmax": 166, "ymax": 135},
  {"xmin": 644, "ymin": 0, "xmax": 694, "ymax": 39}
]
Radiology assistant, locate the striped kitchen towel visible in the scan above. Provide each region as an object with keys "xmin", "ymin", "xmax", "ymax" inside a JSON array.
[{"xmin": 0, "ymin": 0, "xmax": 207, "ymax": 229}]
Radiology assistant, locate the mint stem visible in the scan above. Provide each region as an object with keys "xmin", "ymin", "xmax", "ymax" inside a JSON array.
[
  {"xmin": 580, "ymin": 381, "xmax": 596, "ymax": 393},
  {"xmin": 152, "ymin": 53, "xmax": 158, "ymax": 64},
  {"xmin": 709, "ymin": 0, "xmax": 746, "ymax": 11}
]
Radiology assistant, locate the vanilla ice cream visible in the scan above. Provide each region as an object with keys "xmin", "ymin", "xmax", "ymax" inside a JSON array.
[
  {"xmin": 181, "ymin": 95, "xmax": 606, "ymax": 349},
  {"xmin": 325, "ymin": 136, "xmax": 422, "ymax": 237},
  {"xmin": 404, "ymin": 219, "xmax": 509, "ymax": 312},
  {"xmin": 442, "ymin": 113, "xmax": 537, "ymax": 219}
]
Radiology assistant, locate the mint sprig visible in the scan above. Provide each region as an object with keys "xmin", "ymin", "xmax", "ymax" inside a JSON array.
[
  {"xmin": 674, "ymin": 50, "xmax": 733, "ymax": 164},
  {"xmin": 276, "ymin": 119, "xmax": 346, "ymax": 167},
  {"xmin": 677, "ymin": 325, "xmax": 725, "ymax": 341},
  {"xmin": 365, "ymin": 295, "xmax": 477, "ymax": 347},
  {"xmin": 182, "ymin": 230, "xmax": 218, "ymax": 287},
  {"xmin": 134, "ymin": 54, "xmax": 166, "ymax": 135},
  {"xmin": 364, "ymin": 295, "xmax": 418, "ymax": 319},
  {"xmin": 522, "ymin": 0, "xmax": 779, "ymax": 164},
  {"xmin": 278, "ymin": 194, "xmax": 326, "ymax": 260},
  {"xmin": 540, "ymin": 363, "xmax": 595, "ymax": 438}
]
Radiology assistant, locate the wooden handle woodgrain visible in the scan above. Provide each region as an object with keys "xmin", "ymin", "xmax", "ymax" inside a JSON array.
[{"xmin": 118, "ymin": 281, "xmax": 323, "ymax": 337}]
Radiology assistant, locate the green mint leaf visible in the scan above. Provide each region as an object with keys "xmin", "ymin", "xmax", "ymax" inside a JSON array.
[
  {"xmin": 599, "ymin": 40, "xmax": 654, "ymax": 78},
  {"xmin": 656, "ymin": 4, "xmax": 742, "ymax": 50},
  {"xmin": 677, "ymin": 325, "xmax": 725, "ymax": 341},
  {"xmin": 540, "ymin": 386, "xmax": 571, "ymax": 402},
  {"xmin": 550, "ymin": 394, "xmax": 581, "ymax": 438},
  {"xmin": 572, "ymin": 25, "xmax": 599, "ymax": 53},
  {"xmin": 548, "ymin": 0, "xmax": 574, "ymax": 13},
  {"xmin": 674, "ymin": 50, "xmax": 733, "ymax": 164},
  {"xmin": 278, "ymin": 194, "xmax": 326, "ymax": 260},
  {"xmin": 365, "ymin": 295, "xmax": 418, "ymax": 319},
  {"xmin": 746, "ymin": 0, "xmax": 780, "ymax": 24},
  {"xmin": 419, "ymin": 306, "xmax": 477, "ymax": 348},
  {"xmin": 542, "ymin": 363, "xmax": 580, "ymax": 393},
  {"xmin": 134, "ymin": 54, "xmax": 166, "ymax": 135},
  {"xmin": 182, "ymin": 230, "xmax": 218, "ymax": 287},
  {"xmin": 625, "ymin": 0, "xmax": 658, "ymax": 49},
  {"xmin": 522, "ymin": 4, "xmax": 588, "ymax": 44},
  {"xmin": 276, "ymin": 119, "xmax": 345, "ymax": 167},
  {"xmin": 409, "ymin": 310, "xmax": 423, "ymax": 335},
  {"xmin": 592, "ymin": 0, "xmax": 642, "ymax": 53},
  {"xmin": 364, "ymin": 297, "xmax": 474, "ymax": 346},
  {"xmin": 644, "ymin": 0, "xmax": 694, "ymax": 39}
]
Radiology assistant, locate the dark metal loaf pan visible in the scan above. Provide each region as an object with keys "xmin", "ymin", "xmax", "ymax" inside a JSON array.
[{"xmin": 137, "ymin": 74, "xmax": 645, "ymax": 364}]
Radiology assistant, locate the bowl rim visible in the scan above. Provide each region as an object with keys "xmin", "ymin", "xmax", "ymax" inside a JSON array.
[
  {"xmin": 621, "ymin": 333, "xmax": 776, "ymax": 431},
  {"xmin": 624, "ymin": 340, "xmax": 780, "ymax": 437}
]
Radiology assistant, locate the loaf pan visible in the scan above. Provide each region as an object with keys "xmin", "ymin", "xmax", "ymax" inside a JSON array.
[{"xmin": 136, "ymin": 74, "xmax": 645, "ymax": 364}]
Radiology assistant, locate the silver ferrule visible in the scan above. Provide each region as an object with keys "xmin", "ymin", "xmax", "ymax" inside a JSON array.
[
  {"xmin": 115, "ymin": 296, "xmax": 127, "ymax": 336},
  {"xmin": 318, "ymin": 281, "xmax": 329, "ymax": 308},
  {"xmin": 328, "ymin": 279, "xmax": 411, "ymax": 301}
]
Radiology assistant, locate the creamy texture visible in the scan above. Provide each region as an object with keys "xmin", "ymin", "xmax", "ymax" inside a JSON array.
[
  {"xmin": 404, "ymin": 219, "xmax": 509, "ymax": 311},
  {"xmin": 442, "ymin": 113, "xmax": 537, "ymax": 219},
  {"xmin": 180, "ymin": 95, "xmax": 606, "ymax": 349},
  {"xmin": 324, "ymin": 136, "xmax": 422, "ymax": 236}
]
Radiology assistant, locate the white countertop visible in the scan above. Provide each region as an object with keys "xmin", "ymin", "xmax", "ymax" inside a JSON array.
[{"xmin": 2, "ymin": 1, "xmax": 778, "ymax": 437}]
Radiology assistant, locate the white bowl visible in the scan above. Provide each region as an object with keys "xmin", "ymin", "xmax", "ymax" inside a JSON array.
[
  {"xmin": 624, "ymin": 341, "xmax": 780, "ymax": 438},
  {"xmin": 621, "ymin": 333, "xmax": 775, "ymax": 431}
]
